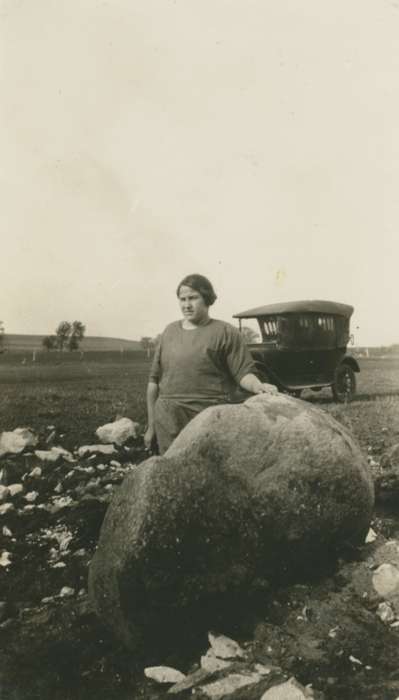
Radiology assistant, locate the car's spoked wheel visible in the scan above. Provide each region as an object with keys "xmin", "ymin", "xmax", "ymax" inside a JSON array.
[{"xmin": 332, "ymin": 364, "xmax": 356, "ymax": 403}]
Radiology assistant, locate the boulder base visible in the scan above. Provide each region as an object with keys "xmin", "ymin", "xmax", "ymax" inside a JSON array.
[{"xmin": 89, "ymin": 394, "xmax": 374, "ymax": 648}]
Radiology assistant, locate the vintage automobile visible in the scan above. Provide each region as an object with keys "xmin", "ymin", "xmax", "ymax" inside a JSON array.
[{"xmin": 233, "ymin": 300, "xmax": 359, "ymax": 402}]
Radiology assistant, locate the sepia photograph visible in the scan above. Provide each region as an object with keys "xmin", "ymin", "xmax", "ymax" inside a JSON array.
[{"xmin": 1, "ymin": 1, "xmax": 399, "ymax": 698}]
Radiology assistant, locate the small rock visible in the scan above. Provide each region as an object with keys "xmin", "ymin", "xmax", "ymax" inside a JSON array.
[
  {"xmin": 0, "ymin": 428, "xmax": 38, "ymax": 457},
  {"xmin": 59, "ymin": 587, "xmax": 75, "ymax": 598},
  {"xmin": 110, "ymin": 460, "xmax": 121, "ymax": 468},
  {"xmin": 52, "ymin": 561, "xmax": 66, "ymax": 569},
  {"xmin": 208, "ymin": 632, "xmax": 245, "ymax": 660},
  {"xmin": 365, "ymin": 528, "xmax": 377, "ymax": 543},
  {"xmin": 25, "ymin": 491, "xmax": 38, "ymax": 503},
  {"xmin": 377, "ymin": 601, "xmax": 395, "ymax": 623},
  {"xmin": 8, "ymin": 484, "xmax": 23, "ymax": 497},
  {"xmin": 54, "ymin": 482, "xmax": 63, "ymax": 494},
  {"xmin": 372, "ymin": 563, "xmax": 399, "ymax": 597},
  {"xmin": 2, "ymin": 526, "xmax": 12, "ymax": 537},
  {"xmin": 144, "ymin": 666, "xmax": 186, "ymax": 684},
  {"xmin": 77, "ymin": 445, "xmax": 117, "ymax": 458},
  {"xmin": 349, "ymin": 655, "xmax": 363, "ymax": 666},
  {"xmin": 49, "ymin": 496, "xmax": 75, "ymax": 512},
  {"xmin": 29, "ymin": 467, "xmax": 42, "ymax": 478},
  {"xmin": 168, "ymin": 668, "xmax": 211, "ymax": 694},
  {"xmin": 0, "ymin": 551, "xmax": 12, "ymax": 567},
  {"xmin": 46, "ymin": 430, "xmax": 57, "ymax": 445},
  {"xmin": 261, "ymin": 677, "xmax": 315, "ymax": 699},
  {"xmin": 198, "ymin": 670, "xmax": 265, "ymax": 698},
  {"xmin": 35, "ymin": 447, "xmax": 74, "ymax": 463},
  {"xmin": 0, "ymin": 503, "xmax": 14, "ymax": 516},
  {"xmin": 201, "ymin": 649, "xmax": 231, "ymax": 673},
  {"xmin": 96, "ymin": 417, "xmax": 140, "ymax": 446},
  {"xmin": 255, "ymin": 664, "xmax": 272, "ymax": 675}
]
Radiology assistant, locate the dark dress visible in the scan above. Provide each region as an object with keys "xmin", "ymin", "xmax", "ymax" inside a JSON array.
[{"xmin": 148, "ymin": 318, "xmax": 256, "ymax": 454}]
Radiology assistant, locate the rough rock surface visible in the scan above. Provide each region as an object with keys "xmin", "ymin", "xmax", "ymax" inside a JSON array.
[
  {"xmin": 95, "ymin": 417, "xmax": 140, "ymax": 446},
  {"xmin": 89, "ymin": 394, "xmax": 374, "ymax": 648}
]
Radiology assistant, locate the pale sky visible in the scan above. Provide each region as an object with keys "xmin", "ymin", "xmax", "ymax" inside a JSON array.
[{"xmin": 1, "ymin": 0, "xmax": 398, "ymax": 346}]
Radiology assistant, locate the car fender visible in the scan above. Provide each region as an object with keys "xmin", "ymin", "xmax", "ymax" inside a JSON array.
[{"xmin": 340, "ymin": 355, "xmax": 360, "ymax": 373}]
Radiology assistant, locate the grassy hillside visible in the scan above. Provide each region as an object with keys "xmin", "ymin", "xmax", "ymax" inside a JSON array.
[{"xmin": 2, "ymin": 334, "xmax": 141, "ymax": 352}]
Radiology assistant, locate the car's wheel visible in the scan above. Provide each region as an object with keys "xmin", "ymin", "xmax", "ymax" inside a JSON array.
[{"xmin": 332, "ymin": 364, "xmax": 356, "ymax": 403}]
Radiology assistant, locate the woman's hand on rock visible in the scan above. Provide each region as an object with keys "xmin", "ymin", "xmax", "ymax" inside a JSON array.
[{"xmin": 256, "ymin": 383, "xmax": 278, "ymax": 395}]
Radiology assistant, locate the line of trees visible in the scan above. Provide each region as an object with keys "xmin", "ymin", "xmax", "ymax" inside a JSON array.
[
  {"xmin": 0, "ymin": 321, "xmax": 4, "ymax": 352},
  {"xmin": 42, "ymin": 321, "xmax": 86, "ymax": 352}
]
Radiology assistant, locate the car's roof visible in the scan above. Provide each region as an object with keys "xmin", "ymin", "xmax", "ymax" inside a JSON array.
[{"xmin": 234, "ymin": 299, "xmax": 354, "ymax": 319}]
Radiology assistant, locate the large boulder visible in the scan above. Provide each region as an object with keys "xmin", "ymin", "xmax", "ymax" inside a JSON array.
[{"xmin": 89, "ymin": 394, "xmax": 374, "ymax": 649}]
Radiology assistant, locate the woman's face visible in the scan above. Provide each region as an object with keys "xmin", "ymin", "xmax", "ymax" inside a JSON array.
[{"xmin": 178, "ymin": 285, "xmax": 209, "ymax": 325}]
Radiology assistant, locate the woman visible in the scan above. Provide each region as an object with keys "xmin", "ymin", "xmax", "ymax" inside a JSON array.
[{"xmin": 144, "ymin": 274, "xmax": 277, "ymax": 455}]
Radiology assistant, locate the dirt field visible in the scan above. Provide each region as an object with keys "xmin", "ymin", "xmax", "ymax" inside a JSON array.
[{"xmin": 1, "ymin": 355, "xmax": 399, "ymax": 699}]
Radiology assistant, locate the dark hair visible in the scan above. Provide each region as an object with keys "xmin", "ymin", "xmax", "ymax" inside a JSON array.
[{"xmin": 176, "ymin": 274, "xmax": 217, "ymax": 307}]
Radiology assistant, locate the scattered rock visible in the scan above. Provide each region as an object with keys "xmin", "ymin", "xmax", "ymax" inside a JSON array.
[
  {"xmin": 144, "ymin": 666, "xmax": 186, "ymax": 684},
  {"xmin": 25, "ymin": 491, "xmax": 39, "ymax": 503},
  {"xmin": 208, "ymin": 632, "xmax": 245, "ymax": 660},
  {"xmin": 59, "ymin": 587, "xmax": 75, "ymax": 598},
  {"xmin": 365, "ymin": 528, "xmax": 377, "ymax": 543},
  {"xmin": 29, "ymin": 467, "xmax": 42, "ymax": 478},
  {"xmin": 96, "ymin": 417, "xmax": 140, "ymax": 446},
  {"xmin": 77, "ymin": 445, "xmax": 117, "ymax": 458},
  {"xmin": 8, "ymin": 484, "xmax": 23, "ymax": 497},
  {"xmin": 0, "ymin": 503, "xmax": 14, "ymax": 516},
  {"xmin": 0, "ymin": 551, "xmax": 12, "ymax": 567},
  {"xmin": 198, "ymin": 669, "xmax": 268, "ymax": 698},
  {"xmin": 261, "ymin": 677, "xmax": 317, "ymax": 699},
  {"xmin": 376, "ymin": 601, "xmax": 395, "ymax": 623},
  {"xmin": 0, "ymin": 428, "xmax": 38, "ymax": 457},
  {"xmin": 168, "ymin": 668, "xmax": 212, "ymax": 694},
  {"xmin": 372, "ymin": 563, "xmax": 399, "ymax": 597},
  {"xmin": 201, "ymin": 649, "xmax": 232, "ymax": 673},
  {"xmin": 34, "ymin": 447, "xmax": 74, "ymax": 463},
  {"xmin": 0, "ymin": 485, "xmax": 10, "ymax": 502}
]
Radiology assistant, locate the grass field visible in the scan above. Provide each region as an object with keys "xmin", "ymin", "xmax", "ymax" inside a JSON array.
[
  {"xmin": 0, "ymin": 352, "xmax": 151, "ymax": 449},
  {"xmin": 1, "ymin": 354, "xmax": 399, "ymax": 452}
]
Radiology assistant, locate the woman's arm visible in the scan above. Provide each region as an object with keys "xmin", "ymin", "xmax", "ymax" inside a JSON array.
[
  {"xmin": 239, "ymin": 373, "xmax": 278, "ymax": 395},
  {"xmin": 144, "ymin": 381, "xmax": 159, "ymax": 450}
]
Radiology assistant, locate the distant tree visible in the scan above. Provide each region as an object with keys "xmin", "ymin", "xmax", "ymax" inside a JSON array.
[
  {"xmin": 68, "ymin": 321, "xmax": 86, "ymax": 351},
  {"xmin": 42, "ymin": 335, "xmax": 57, "ymax": 351},
  {"xmin": 241, "ymin": 326, "xmax": 260, "ymax": 344},
  {"xmin": 0, "ymin": 321, "xmax": 4, "ymax": 352},
  {"xmin": 55, "ymin": 321, "xmax": 72, "ymax": 351},
  {"xmin": 140, "ymin": 336, "xmax": 154, "ymax": 359}
]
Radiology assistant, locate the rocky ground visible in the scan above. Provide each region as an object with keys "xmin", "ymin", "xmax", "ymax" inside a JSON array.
[{"xmin": 1, "ymin": 395, "xmax": 399, "ymax": 699}]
